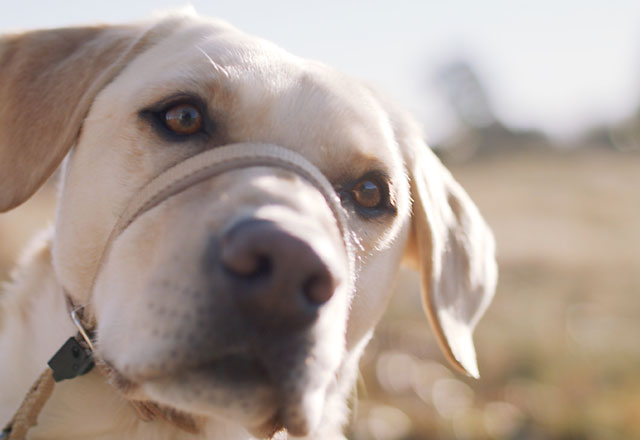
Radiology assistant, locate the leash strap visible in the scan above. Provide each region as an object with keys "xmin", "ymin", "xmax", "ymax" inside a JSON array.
[
  {"xmin": 2, "ymin": 143, "xmax": 353, "ymax": 439},
  {"xmin": 1, "ymin": 370, "xmax": 55, "ymax": 440}
]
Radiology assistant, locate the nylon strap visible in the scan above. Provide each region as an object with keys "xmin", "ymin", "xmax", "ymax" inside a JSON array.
[
  {"xmin": 81, "ymin": 142, "xmax": 353, "ymax": 326},
  {"xmin": 1, "ymin": 370, "xmax": 55, "ymax": 440}
]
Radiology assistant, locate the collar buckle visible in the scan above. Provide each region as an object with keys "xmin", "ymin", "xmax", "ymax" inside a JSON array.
[{"xmin": 47, "ymin": 337, "xmax": 94, "ymax": 382}]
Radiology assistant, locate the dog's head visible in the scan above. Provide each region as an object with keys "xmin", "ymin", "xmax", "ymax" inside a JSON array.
[{"xmin": 0, "ymin": 11, "xmax": 496, "ymax": 438}]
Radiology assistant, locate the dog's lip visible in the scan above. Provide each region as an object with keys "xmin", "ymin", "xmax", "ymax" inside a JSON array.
[
  {"xmin": 249, "ymin": 413, "xmax": 285, "ymax": 438},
  {"xmin": 193, "ymin": 352, "xmax": 271, "ymax": 384},
  {"xmin": 118, "ymin": 350, "xmax": 271, "ymax": 385},
  {"xmin": 114, "ymin": 352, "xmax": 327, "ymax": 436}
]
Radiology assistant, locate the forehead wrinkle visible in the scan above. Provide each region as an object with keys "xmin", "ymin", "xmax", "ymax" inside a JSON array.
[
  {"xmin": 196, "ymin": 22, "xmax": 300, "ymax": 77},
  {"xmin": 196, "ymin": 46, "xmax": 231, "ymax": 80}
]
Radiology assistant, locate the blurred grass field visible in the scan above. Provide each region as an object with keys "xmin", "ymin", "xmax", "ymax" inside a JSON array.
[
  {"xmin": 1, "ymin": 149, "xmax": 639, "ymax": 439},
  {"xmin": 350, "ymin": 149, "xmax": 640, "ymax": 440}
]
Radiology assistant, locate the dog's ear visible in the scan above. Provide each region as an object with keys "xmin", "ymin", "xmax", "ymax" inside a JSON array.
[
  {"xmin": 0, "ymin": 22, "xmax": 168, "ymax": 212},
  {"xmin": 399, "ymin": 117, "xmax": 497, "ymax": 378}
]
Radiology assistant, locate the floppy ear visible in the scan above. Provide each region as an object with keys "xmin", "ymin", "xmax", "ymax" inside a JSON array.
[
  {"xmin": 392, "ymin": 110, "xmax": 497, "ymax": 378},
  {"xmin": 407, "ymin": 144, "xmax": 497, "ymax": 378},
  {"xmin": 0, "ymin": 22, "xmax": 170, "ymax": 212}
]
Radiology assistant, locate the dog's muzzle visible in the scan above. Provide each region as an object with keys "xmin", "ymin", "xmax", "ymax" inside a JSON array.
[
  {"xmin": 2, "ymin": 143, "xmax": 355, "ymax": 440},
  {"xmin": 82, "ymin": 142, "xmax": 355, "ymax": 326}
]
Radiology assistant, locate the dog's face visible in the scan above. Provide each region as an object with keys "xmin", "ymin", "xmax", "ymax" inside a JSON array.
[
  {"xmin": 54, "ymin": 19, "xmax": 412, "ymax": 434},
  {"xmin": 0, "ymin": 12, "xmax": 496, "ymax": 438}
]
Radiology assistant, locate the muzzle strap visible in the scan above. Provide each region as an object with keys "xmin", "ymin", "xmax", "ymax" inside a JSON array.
[{"xmin": 80, "ymin": 142, "xmax": 353, "ymax": 327}]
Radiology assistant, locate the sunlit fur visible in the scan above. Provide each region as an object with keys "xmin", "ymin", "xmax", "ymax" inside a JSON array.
[{"xmin": 0, "ymin": 11, "xmax": 496, "ymax": 440}]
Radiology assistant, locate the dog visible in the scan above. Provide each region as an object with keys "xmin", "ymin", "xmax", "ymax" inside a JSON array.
[{"xmin": 0, "ymin": 10, "xmax": 497, "ymax": 440}]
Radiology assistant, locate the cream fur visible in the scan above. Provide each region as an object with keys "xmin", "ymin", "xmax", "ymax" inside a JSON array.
[{"xmin": 0, "ymin": 11, "xmax": 496, "ymax": 439}]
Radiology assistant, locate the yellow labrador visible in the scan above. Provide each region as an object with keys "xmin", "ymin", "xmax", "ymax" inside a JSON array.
[{"xmin": 0, "ymin": 10, "xmax": 496, "ymax": 440}]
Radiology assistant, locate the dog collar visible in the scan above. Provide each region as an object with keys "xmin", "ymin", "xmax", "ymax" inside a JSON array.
[{"xmin": 3, "ymin": 143, "xmax": 354, "ymax": 439}]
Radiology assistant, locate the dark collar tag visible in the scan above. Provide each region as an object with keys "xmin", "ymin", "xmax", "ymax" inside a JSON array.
[{"xmin": 48, "ymin": 337, "xmax": 95, "ymax": 382}]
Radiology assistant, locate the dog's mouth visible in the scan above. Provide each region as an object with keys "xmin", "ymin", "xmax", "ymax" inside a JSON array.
[
  {"xmin": 189, "ymin": 352, "xmax": 272, "ymax": 386},
  {"xmin": 126, "ymin": 350, "xmax": 328, "ymax": 437}
]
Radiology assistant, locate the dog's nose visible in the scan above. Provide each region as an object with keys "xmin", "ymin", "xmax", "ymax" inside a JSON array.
[{"xmin": 219, "ymin": 219, "xmax": 337, "ymax": 329}]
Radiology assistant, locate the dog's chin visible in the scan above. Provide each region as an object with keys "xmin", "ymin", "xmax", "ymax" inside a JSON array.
[{"xmin": 138, "ymin": 355, "xmax": 327, "ymax": 437}]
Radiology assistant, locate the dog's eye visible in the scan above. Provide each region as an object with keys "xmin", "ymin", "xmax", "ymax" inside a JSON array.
[
  {"xmin": 345, "ymin": 173, "xmax": 396, "ymax": 219},
  {"xmin": 163, "ymin": 104, "xmax": 203, "ymax": 135},
  {"xmin": 351, "ymin": 178, "xmax": 383, "ymax": 209}
]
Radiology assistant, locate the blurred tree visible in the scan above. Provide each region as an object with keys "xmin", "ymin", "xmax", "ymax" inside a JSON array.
[
  {"xmin": 606, "ymin": 95, "xmax": 640, "ymax": 152},
  {"xmin": 432, "ymin": 58, "xmax": 552, "ymax": 162},
  {"xmin": 435, "ymin": 59, "xmax": 497, "ymax": 130}
]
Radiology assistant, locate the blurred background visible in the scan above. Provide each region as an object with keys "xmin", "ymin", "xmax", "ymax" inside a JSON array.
[{"xmin": 1, "ymin": 1, "xmax": 639, "ymax": 439}]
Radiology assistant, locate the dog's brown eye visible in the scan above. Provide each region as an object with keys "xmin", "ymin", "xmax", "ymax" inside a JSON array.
[
  {"xmin": 164, "ymin": 104, "xmax": 203, "ymax": 135},
  {"xmin": 352, "ymin": 179, "xmax": 383, "ymax": 209}
]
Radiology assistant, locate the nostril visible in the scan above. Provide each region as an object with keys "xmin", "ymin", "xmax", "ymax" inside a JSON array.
[
  {"xmin": 217, "ymin": 218, "xmax": 341, "ymax": 330},
  {"xmin": 251, "ymin": 255, "xmax": 272, "ymax": 279},
  {"xmin": 302, "ymin": 271, "xmax": 335, "ymax": 305},
  {"xmin": 221, "ymin": 246, "xmax": 273, "ymax": 280}
]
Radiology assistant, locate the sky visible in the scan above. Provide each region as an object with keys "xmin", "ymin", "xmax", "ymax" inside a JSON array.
[{"xmin": 1, "ymin": 0, "xmax": 639, "ymax": 143}]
